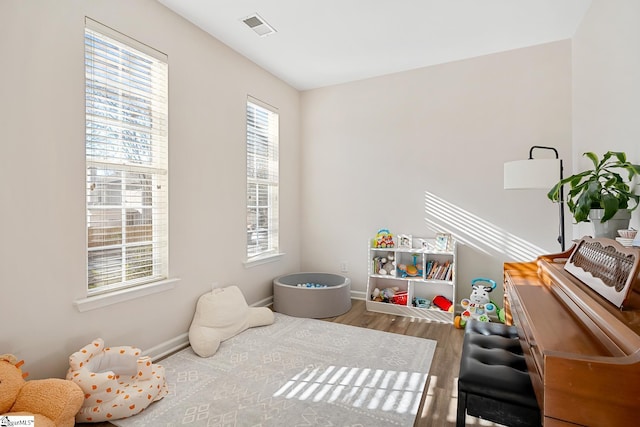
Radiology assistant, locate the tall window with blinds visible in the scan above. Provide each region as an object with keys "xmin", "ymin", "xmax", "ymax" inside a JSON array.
[
  {"xmin": 85, "ymin": 18, "xmax": 168, "ymax": 294},
  {"xmin": 246, "ymin": 98, "xmax": 279, "ymax": 260}
]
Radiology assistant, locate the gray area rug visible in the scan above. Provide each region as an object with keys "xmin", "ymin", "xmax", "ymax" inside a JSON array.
[{"xmin": 112, "ymin": 313, "xmax": 436, "ymax": 426}]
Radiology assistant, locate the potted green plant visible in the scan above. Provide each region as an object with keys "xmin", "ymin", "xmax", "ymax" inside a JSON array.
[{"xmin": 547, "ymin": 151, "xmax": 640, "ymax": 239}]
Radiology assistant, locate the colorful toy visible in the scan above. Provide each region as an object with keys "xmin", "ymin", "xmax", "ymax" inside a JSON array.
[
  {"xmin": 373, "ymin": 228, "xmax": 395, "ymax": 248},
  {"xmin": 381, "ymin": 287, "xmax": 398, "ymax": 301},
  {"xmin": 371, "ymin": 286, "xmax": 401, "ymax": 303},
  {"xmin": 392, "ymin": 291, "xmax": 408, "ymax": 305},
  {"xmin": 396, "ymin": 253, "xmax": 424, "ymax": 277},
  {"xmin": 297, "ymin": 282, "xmax": 328, "ymax": 288},
  {"xmin": 67, "ymin": 338, "xmax": 169, "ymax": 422},
  {"xmin": 413, "ymin": 297, "xmax": 431, "ymax": 308},
  {"xmin": 0, "ymin": 353, "xmax": 84, "ymax": 427},
  {"xmin": 433, "ymin": 295, "xmax": 454, "ymax": 312},
  {"xmin": 454, "ymin": 278, "xmax": 503, "ymax": 329}
]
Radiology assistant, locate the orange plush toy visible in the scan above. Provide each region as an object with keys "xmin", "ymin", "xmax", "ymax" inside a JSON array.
[{"xmin": 0, "ymin": 353, "xmax": 84, "ymax": 427}]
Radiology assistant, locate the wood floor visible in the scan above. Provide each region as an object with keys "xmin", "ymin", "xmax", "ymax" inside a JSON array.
[
  {"xmin": 323, "ymin": 299, "xmax": 500, "ymax": 427},
  {"xmin": 80, "ymin": 299, "xmax": 499, "ymax": 427}
]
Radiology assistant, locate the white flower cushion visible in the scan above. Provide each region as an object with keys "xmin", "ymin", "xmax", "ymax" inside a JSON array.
[{"xmin": 67, "ymin": 338, "xmax": 168, "ymax": 422}]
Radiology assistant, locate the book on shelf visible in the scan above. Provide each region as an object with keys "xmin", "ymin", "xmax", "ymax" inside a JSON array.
[
  {"xmin": 426, "ymin": 261, "xmax": 437, "ymax": 279},
  {"xmin": 372, "ymin": 257, "xmax": 381, "ymax": 275},
  {"xmin": 445, "ymin": 264, "xmax": 453, "ymax": 281},
  {"xmin": 427, "ymin": 260, "xmax": 452, "ymax": 280}
]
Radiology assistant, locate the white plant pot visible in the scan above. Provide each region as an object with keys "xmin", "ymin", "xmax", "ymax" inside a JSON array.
[{"xmin": 588, "ymin": 209, "xmax": 631, "ymax": 239}]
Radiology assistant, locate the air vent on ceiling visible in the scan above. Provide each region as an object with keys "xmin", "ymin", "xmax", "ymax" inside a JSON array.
[{"xmin": 242, "ymin": 13, "xmax": 276, "ymax": 37}]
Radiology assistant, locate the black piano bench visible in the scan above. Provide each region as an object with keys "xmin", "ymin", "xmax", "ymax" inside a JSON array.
[
  {"xmin": 457, "ymin": 320, "xmax": 541, "ymax": 427},
  {"xmin": 463, "ymin": 319, "xmax": 520, "ymax": 338}
]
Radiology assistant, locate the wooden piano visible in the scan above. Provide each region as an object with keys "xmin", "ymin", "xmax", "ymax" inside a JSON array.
[{"xmin": 503, "ymin": 236, "xmax": 640, "ymax": 426}]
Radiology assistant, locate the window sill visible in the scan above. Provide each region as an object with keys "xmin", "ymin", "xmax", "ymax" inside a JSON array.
[
  {"xmin": 73, "ymin": 278, "xmax": 180, "ymax": 312},
  {"xmin": 243, "ymin": 252, "xmax": 285, "ymax": 268}
]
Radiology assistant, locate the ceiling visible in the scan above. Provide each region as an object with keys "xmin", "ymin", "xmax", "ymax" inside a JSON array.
[{"xmin": 157, "ymin": 0, "xmax": 592, "ymax": 91}]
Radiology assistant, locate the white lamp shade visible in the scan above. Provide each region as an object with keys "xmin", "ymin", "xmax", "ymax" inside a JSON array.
[{"xmin": 504, "ymin": 159, "xmax": 561, "ymax": 190}]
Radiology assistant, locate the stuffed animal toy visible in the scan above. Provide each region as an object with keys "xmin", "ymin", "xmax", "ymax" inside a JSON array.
[
  {"xmin": 454, "ymin": 278, "xmax": 502, "ymax": 328},
  {"xmin": 377, "ymin": 255, "xmax": 396, "ymax": 275},
  {"xmin": 0, "ymin": 353, "xmax": 84, "ymax": 427},
  {"xmin": 372, "ymin": 253, "xmax": 395, "ymax": 276},
  {"xmin": 189, "ymin": 285, "xmax": 275, "ymax": 357},
  {"xmin": 371, "ymin": 286, "xmax": 400, "ymax": 303}
]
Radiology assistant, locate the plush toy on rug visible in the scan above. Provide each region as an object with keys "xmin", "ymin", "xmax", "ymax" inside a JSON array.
[
  {"xmin": 0, "ymin": 353, "xmax": 84, "ymax": 427},
  {"xmin": 67, "ymin": 338, "xmax": 168, "ymax": 423},
  {"xmin": 189, "ymin": 285, "xmax": 275, "ymax": 357}
]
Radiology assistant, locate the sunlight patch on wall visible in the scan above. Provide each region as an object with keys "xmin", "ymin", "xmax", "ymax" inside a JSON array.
[
  {"xmin": 425, "ymin": 191, "xmax": 547, "ymax": 262},
  {"xmin": 273, "ymin": 364, "xmax": 426, "ymax": 415}
]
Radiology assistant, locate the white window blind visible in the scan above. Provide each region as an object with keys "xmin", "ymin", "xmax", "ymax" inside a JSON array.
[
  {"xmin": 85, "ymin": 18, "xmax": 169, "ymax": 294},
  {"xmin": 246, "ymin": 97, "xmax": 279, "ymax": 259}
]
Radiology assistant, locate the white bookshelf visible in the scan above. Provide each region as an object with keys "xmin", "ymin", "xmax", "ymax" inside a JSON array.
[{"xmin": 366, "ymin": 237, "xmax": 456, "ymax": 323}]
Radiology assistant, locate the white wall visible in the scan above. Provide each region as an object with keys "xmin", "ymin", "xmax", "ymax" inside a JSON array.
[
  {"xmin": 572, "ymin": 0, "xmax": 640, "ymax": 236},
  {"xmin": 0, "ymin": 0, "xmax": 300, "ymax": 379},
  {"xmin": 2, "ymin": 0, "xmax": 635, "ymax": 381},
  {"xmin": 300, "ymin": 41, "xmax": 572, "ymax": 303}
]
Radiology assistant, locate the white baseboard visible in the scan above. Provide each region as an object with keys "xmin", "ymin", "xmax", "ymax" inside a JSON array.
[
  {"xmin": 251, "ymin": 295, "xmax": 274, "ymax": 307},
  {"xmin": 143, "ymin": 332, "xmax": 189, "ymax": 361},
  {"xmin": 351, "ymin": 290, "xmax": 366, "ymax": 300},
  {"xmin": 144, "ymin": 292, "xmax": 364, "ymax": 361},
  {"xmin": 145, "ymin": 296, "xmax": 274, "ymax": 361}
]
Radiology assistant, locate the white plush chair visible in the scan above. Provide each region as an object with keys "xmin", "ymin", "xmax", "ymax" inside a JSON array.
[{"xmin": 189, "ymin": 285, "xmax": 275, "ymax": 357}]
